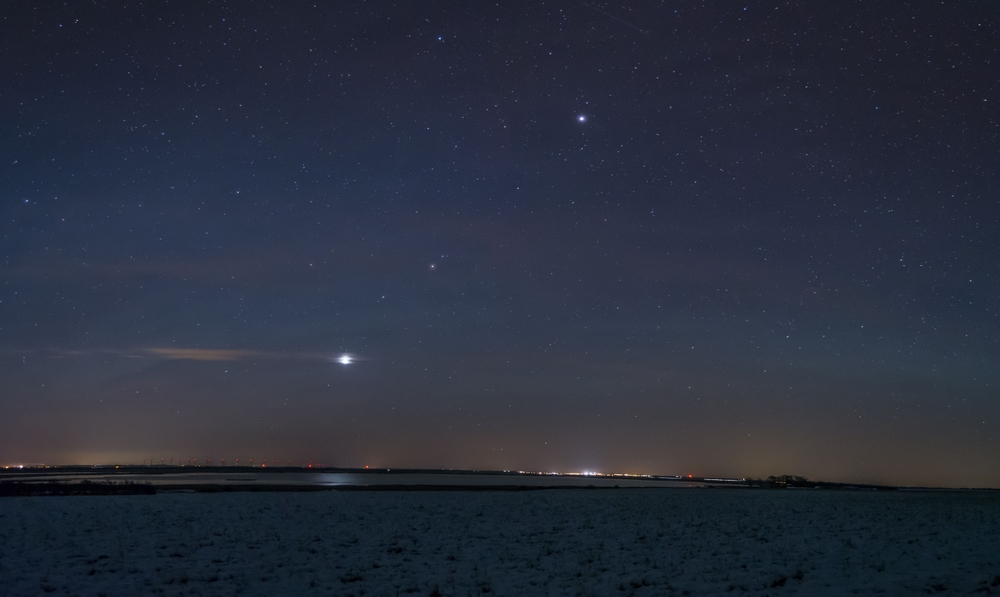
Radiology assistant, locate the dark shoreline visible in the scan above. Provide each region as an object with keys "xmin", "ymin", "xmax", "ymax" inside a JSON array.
[
  {"xmin": 2, "ymin": 466, "xmax": 995, "ymax": 496},
  {"xmin": 0, "ymin": 481, "xmax": 156, "ymax": 497}
]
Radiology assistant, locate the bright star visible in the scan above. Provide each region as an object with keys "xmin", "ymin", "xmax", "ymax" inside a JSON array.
[
  {"xmin": 337, "ymin": 354, "xmax": 353, "ymax": 365},
  {"xmin": 578, "ymin": 115, "xmax": 587, "ymax": 122}
]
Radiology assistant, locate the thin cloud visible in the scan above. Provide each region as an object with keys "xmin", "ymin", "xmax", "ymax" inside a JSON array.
[
  {"xmin": 143, "ymin": 348, "xmax": 269, "ymax": 362},
  {"xmin": 6, "ymin": 347, "xmax": 362, "ymax": 364},
  {"xmin": 141, "ymin": 347, "xmax": 359, "ymax": 363}
]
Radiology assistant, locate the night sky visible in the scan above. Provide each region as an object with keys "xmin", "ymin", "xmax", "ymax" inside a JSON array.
[{"xmin": 2, "ymin": 1, "xmax": 998, "ymax": 487}]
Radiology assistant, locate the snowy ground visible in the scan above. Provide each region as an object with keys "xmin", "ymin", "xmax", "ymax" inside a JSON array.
[{"xmin": 1, "ymin": 489, "xmax": 998, "ymax": 596}]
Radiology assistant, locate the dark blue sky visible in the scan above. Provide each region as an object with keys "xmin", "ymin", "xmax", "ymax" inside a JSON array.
[{"xmin": 2, "ymin": 1, "xmax": 998, "ymax": 487}]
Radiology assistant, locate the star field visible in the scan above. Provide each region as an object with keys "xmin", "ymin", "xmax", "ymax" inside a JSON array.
[{"xmin": 1, "ymin": 1, "xmax": 998, "ymax": 487}]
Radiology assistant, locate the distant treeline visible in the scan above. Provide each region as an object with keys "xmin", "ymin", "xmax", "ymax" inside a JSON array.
[
  {"xmin": 746, "ymin": 475, "xmax": 897, "ymax": 490},
  {"xmin": 0, "ymin": 480, "xmax": 156, "ymax": 497},
  {"xmin": 746, "ymin": 475, "xmax": 812, "ymax": 488}
]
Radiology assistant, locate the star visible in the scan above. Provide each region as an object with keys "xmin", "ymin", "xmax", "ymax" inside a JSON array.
[
  {"xmin": 577, "ymin": 115, "xmax": 587, "ymax": 122},
  {"xmin": 337, "ymin": 354, "xmax": 353, "ymax": 365}
]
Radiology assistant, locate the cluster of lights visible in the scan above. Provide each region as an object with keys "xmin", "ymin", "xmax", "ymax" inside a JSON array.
[
  {"xmin": 514, "ymin": 469, "xmax": 654, "ymax": 478},
  {"xmin": 507, "ymin": 470, "xmax": 729, "ymax": 480}
]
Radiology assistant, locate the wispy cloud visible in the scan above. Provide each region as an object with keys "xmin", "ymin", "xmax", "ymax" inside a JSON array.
[
  {"xmin": 143, "ymin": 348, "xmax": 270, "ymax": 362},
  {"xmin": 9, "ymin": 347, "xmax": 356, "ymax": 363},
  {"xmin": 142, "ymin": 348, "xmax": 362, "ymax": 363}
]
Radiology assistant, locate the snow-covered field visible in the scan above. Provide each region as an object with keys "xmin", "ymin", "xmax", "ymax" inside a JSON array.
[{"xmin": 1, "ymin": 489, "xmax": 998, "ymax": 596}]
